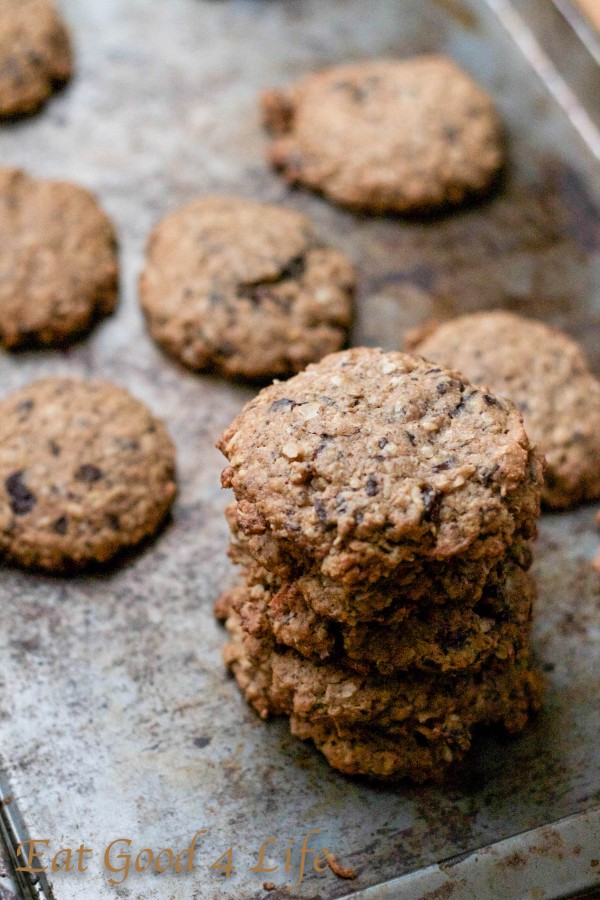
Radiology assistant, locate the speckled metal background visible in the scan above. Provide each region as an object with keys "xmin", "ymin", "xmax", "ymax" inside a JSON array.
[{"xmin": 0, "ymin": 1, "xmax": 599, "ymax": 898}]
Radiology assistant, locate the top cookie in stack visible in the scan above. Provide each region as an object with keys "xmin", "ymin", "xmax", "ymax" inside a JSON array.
[
  {"xmin": 219, "ymin": 348, "xmax": 542, "ymax": 584},
  {"xmin": 216, "ymin": 348, "xmax": 545, "ymax": 781}
]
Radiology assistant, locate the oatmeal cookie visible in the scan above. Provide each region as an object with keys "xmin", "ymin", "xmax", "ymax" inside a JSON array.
[
  {"xmin": 407, "ymin": 311, "xmax": 600, "ymax": 508},
  {"xmin": 0, "ymin": 0, "xmax": 72, "ymax": 117},
  {"xmin": 0, "ymin": 377, "xmax": 177, "ymax": 571},
  {"xmin": 139, "ymin": 196, "xmax": 354, "ymax": 381},
  {"xmin": 261, "ymin": 56, "xmax": 503, "ymax": 213},
  {"xmin": 218, "ymin": 348, "xmax": 544, "ymax": 583},
  {"xmin": 217, "ymin": 561, "xmax": 534, "ymax": 675},
  {"xmin": 0, "ymin": 169, "xmax": 118, "ymax": 348}
]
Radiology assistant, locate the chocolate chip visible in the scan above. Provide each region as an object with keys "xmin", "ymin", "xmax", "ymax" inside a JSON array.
[
  {"xmin": 366, "ymin": 476, "xmax": 379, "ymax": 496},
  {"xmin": 449, "ymin": 396, "xmax": 466, "ymax": 418},
  {"xmin": 480, "ymin": 463, "xmax": 500, "ymax": 487},
  {"xmin": 436, "ymin": 383, "xmax": 448, "ymax": 395},
  {"xmin": 5, "ymin": 472, "xmax": 37, "ymax": 516},
  {"xmin": 48, "ymin": 440, "xmax": 61, "ymax": 456},
  {"xmin": 107, "ymin": 513, "xmax": 120, "ymax": 531},
  {"xmin": 279, "ymin": 254, "xmax": 306, "ymax": 281},
  {"xmin": 52, "ymin": 516, "xmax": 68, "ymax": 535},
  {"xmin": 421, "ymin": 485, "xmax": 443, "ymax": 522},
  {"xmin": 115, "ymin": 437, "xmax": 140, "ymax": 451},
  {"xmin": 433, "ymin": 460, "xmax": 452, "ymax": 472},
  {"xmin": 16, "ymin": 399, "xmax": 34, "ymax": 420},
  {"xmin": 483, "ymin": 394, "xmax": 500, "ymax": 407},
  {"xmin": 216, "ymin": 341, "xmax": 236, "ymax": 358},
  {"xmin": 314, "ymin": 499, "xmax": 328, "ymax": 524},
  {"xmin": 405, "ymin": 431, "xmax": 416, "ymax": 446},
  {"xmin": 75, "ymin": 464, "xmax": 103, "ymax": 483},
  {"xmin": 378, "ymin": 437, "xmax": 388, "ymax": 449},
  {"xmin": 269, "ymin": 398, "xmax": 297, "ymax": 413},
  {"xmin": 193, "ymin": 736, "xmax": 211, "ymax": 749}
]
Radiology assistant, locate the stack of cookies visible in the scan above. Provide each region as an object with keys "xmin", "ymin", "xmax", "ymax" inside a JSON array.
[{"xmin": 215, "ymin": 348, "xmax": 545, "ymax": 782}]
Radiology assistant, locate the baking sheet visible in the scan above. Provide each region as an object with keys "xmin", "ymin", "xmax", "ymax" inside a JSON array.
[{"xmin": 0, "ymin": 0, "xmax": 599, "ymax": 898}]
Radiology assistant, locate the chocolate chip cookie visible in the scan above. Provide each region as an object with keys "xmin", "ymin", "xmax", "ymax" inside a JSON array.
[
  {"xmin": 0, "ymin": 378, "xmax": 177, "ymax": 571},
  {"xmin": 406, "ymin": 311, "xmax": 600, "ymax": 508},
  {"xmin": 0, "ymin": 169, "xmax": 119, "ymax": 349},
  {"xmin": 0, "ymin": 0, "xmax": 72, "ymax": 118},
  {"xmin": 139, "ymin": 196, "xmax": 355, "ymax": 381},
  {"xmin": 219, "ymin": 348, "xmax": 544, "ymax": 583},
  {"xmin": 261, "ymin": 56, "xmax": 503, "ymax": 213}
]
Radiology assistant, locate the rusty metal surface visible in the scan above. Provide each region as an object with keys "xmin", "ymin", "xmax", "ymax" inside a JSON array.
[{"xmin": 0, "ymin": 0, "xmax": 598, "ymax": 898}]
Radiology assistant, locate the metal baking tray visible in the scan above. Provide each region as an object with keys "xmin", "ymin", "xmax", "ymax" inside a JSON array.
[{"xmin": 0, "ymin": 0, "xmax": 599, "ymax": 897}]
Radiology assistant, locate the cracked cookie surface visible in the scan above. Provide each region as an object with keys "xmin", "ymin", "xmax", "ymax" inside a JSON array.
[
  {"xmin": 261, "ymin": 56, "xmax": 503, "ymax": 213},
  {"xmin": 0, "ymin": 0, "xmax": 72, "ymax": 117},
  {"xmin": 0, "ymin": 169, "xmax": 118, "ymax": 349},
  {"xmin": 218, "ymin": 348, "xmax": 544, "ymax": 582},
  {"xmin": 0, "ymin": 377, "xmax": 177, "ymax": 571},
  {"xmin": 406, "ymin": 311, "xmax": 600, "ymax": 509},
  {"xmin": 139, "ymin": 196, "xmax": 355, "ymax": 381}
]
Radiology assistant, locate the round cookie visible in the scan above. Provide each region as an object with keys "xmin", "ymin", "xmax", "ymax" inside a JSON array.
[
  {"xmin": 0, "ymin": 0, "xmax": 72, "ymax": 118},
  {"xmin": 0, "ymin": 378, "xmax": 177, "ymax": 571},
  {"xmin": 218, "ymin": 348, "xmax": 544, "ymax": 583},
  {"xmin": 261, "ymin": 56, "xmax": 503, "ymax": 213},
  {"xmin": 216, "ymin": 561, "xmax": 534, "ymax": 676},
  {"xmin": 406, "ymin": 311, "xmax": 600, "ymax": 509},
  {"xmin": 0, "ymin": 169, "xmax": 119, "ymax": 349},
  {"xmin": 227, "ymin": 500, "xmax": 534, "ymax": 621},
  {"xmin": 222, "ymin": 606, "xmax": 542, "ymax": 759},
  {"xmin": 288, "ymin": 663, "xmax": 543, "ymax": 783},
  {"xmin": 139, "ymin": 196, "xmax": 355, "ymax": 381}
]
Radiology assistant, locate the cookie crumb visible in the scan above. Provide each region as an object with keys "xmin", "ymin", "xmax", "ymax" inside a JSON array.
[
  {"xmin": 263, "ymin": 881, "xmax": 276, "ymax": 891},
  {"xmin": 325, "ymin": 852, "xmax": 357, "ymax": 880}
]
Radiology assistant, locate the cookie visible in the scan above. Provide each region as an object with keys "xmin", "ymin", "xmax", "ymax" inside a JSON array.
[
  {"xmin": 406, "ymin": 311, "xmax": 600, "ymax": 509},
  {"xmin": 0, "ymin": 169, "xmax": 119, "ymax": 349},
  {"xmin": 261, "ymin": 56, "xmax": 503, "ymax": 213},
  {"xmin": 0, "ymin": 0, "xmax": 72, "ymax": 118},
  {"xmin": 226, "ymin": 500, "xmax": 534, "ymax": 622},
  {"xmin": 218, "ymin": 348, "xmax": 544, "ymax": 583},
  {"xmin": 216, "ymin": 561, "xmax": 534, "ymax": 676},
  {"xmin": 222, "ymin": 605, "xmax": 541, "ymax": 756},
  {"xmin": 0, "ymin": 378, "xmax": 177, "ymax": 571},
  {"xmin": 289, "ymin": 662, "xmax": 543, "ymax": 783},
  {"xmin": 139, "ymin": 196, "xmax": 355, "ymax": 381}
]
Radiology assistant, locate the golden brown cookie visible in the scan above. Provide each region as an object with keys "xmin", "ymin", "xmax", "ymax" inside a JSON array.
[
  {"xmin": 0, "ymin": 0, "xmax": 72, "ymax": 118},
  {"xmin": 0, "ymin": 378, "xmax": 177, "ymax": 572},
  {"xmin": 261, "ymin": 56, "xmax": 503, "ymax": 213},
  {"xmin": 218, "ymin": 348, "xmax": 544, "ymax": 583},
  {"xmin": 406, "ymin": 311, "xmax": 600, "ymax": 509},
  {"xmin": 0, "ymin": 169, "xmax": 118, "ymax": 349},
  {"xmin": 139, "ymin": 196, "xmax": 355, "ymax": 381}
]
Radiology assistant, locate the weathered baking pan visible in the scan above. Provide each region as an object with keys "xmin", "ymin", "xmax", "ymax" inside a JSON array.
[{"xmin": 0, "ymin": 0, "xmax": 598, "ymax": 897}]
